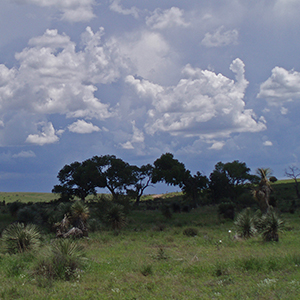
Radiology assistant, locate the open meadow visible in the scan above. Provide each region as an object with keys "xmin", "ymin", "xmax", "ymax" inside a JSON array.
[{"xmin": 0, "ymin": 181, "xmax": 299, "ymax": 299}]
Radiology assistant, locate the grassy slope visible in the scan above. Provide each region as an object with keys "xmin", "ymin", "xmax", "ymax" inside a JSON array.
[{"xmin": 0, "ymin": 180, "xmax": 299, "ymax": 299}]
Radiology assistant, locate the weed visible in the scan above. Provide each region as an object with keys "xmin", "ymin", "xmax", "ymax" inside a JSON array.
[
  {"xmin": 141, "ymin": 264, "xmax": 153, "ymax": 276},
  {"xmin": 1, "ymin": 223, "xmax": 41, "ymax": 254},
  {"xmin": 183, "ymin": 227, "xmax": 198, "ymax": 237}
]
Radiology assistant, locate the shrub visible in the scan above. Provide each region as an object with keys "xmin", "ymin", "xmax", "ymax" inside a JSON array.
[
  {"xmin": 161, "ymin": 204, "xmax": 172, "ymax": 219},
  {"xmin": 16, "ymin": 206, "xmax": 42, "ymax": 225},
  {"xmin": 2, "ymin": 223, "xmax": 41, "ymax": 254},
  {"xmin": 218, "ymin": 202, "xmax": 235, "ymax": 220},
  {"xmin": 258, "ymin": 207, "xmax": 284, "ymax": 242},
  {"xmin": 234, "ymin": 208, "xmax": 256, "ymax": 238},
  {"xmin": 106, "ymin": 204, "xmax": 127, "ymax": 230},
  {"xmin": 35, "ymin": 239, "xmax": 85, "ymax": 281},
  {"xmin": 141, "ymin": 264, "xmax": 153, "ymax": 276},
  {"xmin": 183, "ymin": 227, "xmax": 198, "ymax": 237}
]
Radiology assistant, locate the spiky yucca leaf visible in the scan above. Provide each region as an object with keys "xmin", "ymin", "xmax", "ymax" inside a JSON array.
[
  {"xmin": 106, "ymin": 204, "xmax": 127, "ymax": 230},
  {"xmin": 2, "ymin": 223, "xmax": 41, "ymax": 254},
  {"xmin": 71, "ymin": 200, "xmax": 89, "ymax": 222},
  {"xmin": 259, "ymin": 207, "xmax": 284, "ymax": 242},
  {"xmin": 234, "ymin": 208, "xmax": 256, "ymax": 238}
]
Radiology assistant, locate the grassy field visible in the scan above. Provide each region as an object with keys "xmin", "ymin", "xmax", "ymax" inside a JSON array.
[{"xmin": 0, "ymin": 180, "xmax": 299, "ymax": 299}]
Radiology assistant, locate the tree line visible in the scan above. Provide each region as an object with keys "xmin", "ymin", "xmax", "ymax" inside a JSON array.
[{"xmin": 53, "ymin": 153, "xmax": 268, "ymax": 207}]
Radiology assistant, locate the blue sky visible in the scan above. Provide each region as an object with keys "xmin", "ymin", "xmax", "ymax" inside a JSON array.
[{"xmin": 0, "ymin": 0, "xmax": 300, "ymax": 193}]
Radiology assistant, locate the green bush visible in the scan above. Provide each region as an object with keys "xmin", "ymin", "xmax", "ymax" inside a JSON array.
[
  {"xmin": 218, "ymin": 202, "xmax": 235, "ymax": 220},
  {"xmin": 234, "ymin": 208, "xmax": 256, "ymax": 238},
  {"xmin": 258, "ymin": 207, "xmax": 284, "ymax": 241},
  {"xmin": 35, "ymin": 239, "xmax": 85, "ymax": 281},
  {"xmin": 161, "ymin": 204, "xmax": 172, "ymax": 219},
  {"xmin": 106, "ymin": 204, "xmax": 127, "ymax": 230},
  {"xmin": 183, "ymin": 227, "xmax": 198, "ymax": 237},
  {"xmin": 2, "ymin": 223, "xmax": 41, "ymax": 254}
]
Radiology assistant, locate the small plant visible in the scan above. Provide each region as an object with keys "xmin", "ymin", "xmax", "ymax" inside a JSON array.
[
  {"xmin": 258, "ymin": 207, "xmax": 284, "ymax": 242},
  {"xmin": 161, "ymin": 204, "xmax": 172, "ymax": 219},
  {"xmin": 218, "ymin": 202, "xmax": 235, "ymax": 220},
  {"xmin": 1, "ymin": 223, "xmax": 41, "ymax": 254},
  {"xmin": 183, "ymin": 227, "xmax": 198, "ymax": 237},
  {"xmin": 106, "ymin": 204, "xmax": 127, "ymax": 230},
  {"xmin": 234, "ymin": 208, "xmax": 256, "ymax": 238},
  {"xmin": 141, "ymin": 264, "xmax": 153, "ymax": 276},
  {"xmin": 154, "ymin": 247, "xmax": 168, "ymax": 260},
  {"xmin": 35, "ymin": 239, "xmax": 85, "ymax": 281}
]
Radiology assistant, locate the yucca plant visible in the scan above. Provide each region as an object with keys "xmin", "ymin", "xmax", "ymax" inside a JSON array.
[
  {"xmin": 253, "ymin": 168, "xmax": 272, "ymax": 212},
  {"xmin": 106, "ymin": 203, "xmax": 127, "ymax": 230},
  {"xmin": 35, "ymin": 239, "xmax": 85, "ymax": 280},
  {"xmin": 234, "ymin": 208, "xmax": 256, "ymax": 238},
  {"xmin": 2, "ymin": 223, "xmax": 41, "ymax": 254},
  {"xmin": 71, "ymin": 200, "xmax": 89, "ymax": 222},
  {"xmin": 258, "ymin": 207, "xmax": 284, "ymax": 242}
]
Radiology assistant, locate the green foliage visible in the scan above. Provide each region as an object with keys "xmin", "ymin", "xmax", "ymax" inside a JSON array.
[
  {"xmin": 2, "ymin": 223, "xmax": 41, "ymax": 254},
  {"xmin": 218, "ymin": 202, "xmax": 235, "ymax": 220},
  {"xmin": 209, "ymin": 160, "xmax": 255, "ymax": 203},
  {"xmin": 161, "ymin": 204, "xmax": 173, "ymax": 219},
  {"xmin": 35, "ymin": 239, "xmax": 85, "ymax": 281},
  {"xmin": 71, "ymin": 200, "xmax": 89, "ymax": 222},
  {"xmin": 8, "ymin": 201, "xmax": 24, "ymax": 217},
  {"xmin": 183, "ymin": 227, "xmax": 198, "ymax": 237},
  {"xmin": 258, "ymin": 207, "xmax": 284, "ymax": 241},
  {"xmin": 106, "ymin": 203, "xmax": 127, "ymax": 230},
  {"xmin": 234, "ymin": 208, "xmax": 256, "ymax": 238},
  {"xmin": 140, "ymin": 264, "xmax": 153, "ymax": 276},
  {"xmin": 152, "ymin": 153, "xmax": 189, "ymax": 187}
]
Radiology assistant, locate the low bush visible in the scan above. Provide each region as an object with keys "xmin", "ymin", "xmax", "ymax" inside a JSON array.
[
  {"xmin": 34, "ymin": 239, "xmax": 85, "ymax": 281},
  {"xmin": 183, "ymin": 227, "xmax": 198, "ymax": 237},
  {"xmin": 234, "ymin": 207, "xmax": 256, "ymax": 238},
  {"xmin": 1, "ymin": 223, "xmax": 41, "ymax": 254}
]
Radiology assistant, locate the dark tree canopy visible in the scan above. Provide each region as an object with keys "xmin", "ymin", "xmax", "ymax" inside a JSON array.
[
  {"xmin": 209, "ymin": 160, "xmax": 255, "ymax": 203},
  {"xmin": 52, "ymin": 160, "xmax": 97, "ymax": 201},
  {"xmin": 182, "ymin": 171, "xmax": 209, "ymax": 202},
  {"xmin": 152, "ymin": 153, "xmax": 189, "ymax": 187},
  {"xmin": 89, "ymin": 155, "xmax": 136, "ymax": 199},
  {"xmin": 127, "ymin": 164, "xmax": 154, "ymax": 205}
]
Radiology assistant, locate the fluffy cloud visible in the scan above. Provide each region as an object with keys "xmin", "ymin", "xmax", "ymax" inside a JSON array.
[
  {"xmin": 13, "ymin": 0, "xmax": 95, "ymax": 22},
  {"xmin": 12, "ymin": 150, "xmax": 36, "ymax": 158},
  {"xmin": 112, "ymin": 30, "xmax": 171, "ymax": 82},
  {"xmin": 109, "ymin": 0, "xmax": 139, "ymax": 18},
  {"xmin": 0, "ymin": 27, "xmax": 124, "ymax": 136},
  {"xmin": 263, "ymin": 141, "xmax": 273, "ymax": 146},
  {"xmin": 146, "ymin": 7, "xmax": 190, "ymax": 29},
  {"xmin": 127, "ymin": 58, "xmax": 266, "ymax": 141},
  {"xmin": 257, "ymin": 67, "xmax": 300, "ymax": 104},
  {"xmin": 68, "ymin": 119, "xmax": 101, "ymax": 134},
  {"xmin": 25, "ymin": 122, "xmax": 60, "ymax": 145},
  {"xmin": 120, "ymin": 121, "xmax": 144, "ymax": 150},
  {"xmin": 201, "ymin": 26, "xmax": 238, "ymax": 47}
]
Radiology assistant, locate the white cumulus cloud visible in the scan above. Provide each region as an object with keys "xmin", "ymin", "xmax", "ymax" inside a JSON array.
[
  {"xmin": 109, "ymin": 0, "xmax": 139, "ymax": 18},
  {"xmin": 258, "ymin": 66, "xmax": 300, "ymax": 104},
  {"xmin": 201, "ymin": 26, "xmax": 238, "ymax": 47},
  {"xmin": 146, "ymin": 7, "xmax": 190, "ymax": 29},
  {"xmin": 26, "ymin": 122, "xmax": 60, "ymax": 145},
  {"xmin": 127, "ymin": 58, "xmax": 266, "ymax": 141},
  {"xmin": 0, "ymin": 27, "xmax": 123, "ymax": 124},
  {"xmin": 263, "ymin": 141, "xmax": 273, "ymax": 146},
  {"xmin": 12, "ymin": 150, "xmax": 36, "ymax": 158},
  {"xmin": 68, "ymin": 119, "xmax": 101, "ymax": 134}
]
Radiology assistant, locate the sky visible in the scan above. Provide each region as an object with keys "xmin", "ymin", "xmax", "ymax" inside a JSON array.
[{"xmin": 0, "ymin": 0, "xmax": 300, "ymax": 193}]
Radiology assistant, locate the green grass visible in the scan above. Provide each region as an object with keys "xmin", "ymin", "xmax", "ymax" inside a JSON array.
[
  {"xmin": 0, "ymin": 180, "xmax": 298, "ymax": 299},
  {"xmin": 0, "ymin": 206, "xmax": 298, "ymax": 299}
]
